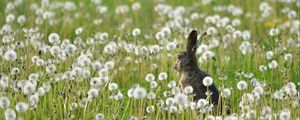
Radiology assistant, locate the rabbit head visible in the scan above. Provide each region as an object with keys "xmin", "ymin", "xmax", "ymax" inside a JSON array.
[{"xmin": 174, "ymin": 30, "xmax": 199, "ymax": 72}]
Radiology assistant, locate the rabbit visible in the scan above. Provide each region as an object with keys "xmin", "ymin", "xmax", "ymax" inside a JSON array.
[{"xmin": 174, "ymin": 30, "xmax": 226, "ymax": 114}]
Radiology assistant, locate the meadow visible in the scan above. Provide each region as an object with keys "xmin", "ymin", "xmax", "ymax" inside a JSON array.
[{"xmin": 0, "ymin": 0, "xmax": 299, "ymax": 119}]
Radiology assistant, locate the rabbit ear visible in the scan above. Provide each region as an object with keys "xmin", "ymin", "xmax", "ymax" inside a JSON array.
[{"xmin": 186, "ymin": 30, "xmax": 198, "ymax": 55}]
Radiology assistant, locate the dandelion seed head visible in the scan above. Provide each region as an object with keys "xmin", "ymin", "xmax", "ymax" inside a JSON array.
[
  {"xmin": 184, "ymin": 86, "xmax": 193, "ymax": 94},
  {"xmin": 253, "ymin": 86, "xmax": 264, "ymax": 95},
  {"xmin": 242, "ymin": 30, "xmax": 251, "ymax": 40},
  {"xmin": 197, "ymin": 99, "xmax": 208, "ymax": 108},
  {"xmin": 259, "ymin": 65, "xmax": 267, "ymax": 72},
  {"xmin": 29, "ymin": 73, "xmax": 39, "ymax": 81},
  {"xmin": 166, "ymin": 41, "xmax": 177, "ymax": 51},
  {"xmin": 203, "ymin": 76, "xmax": 213, "ymax": 86},
  {"xmin": 202, "ymin": 51, "xmax": 215, "ymax": 61},
  {"xmin": 15, "ymin": 102, "xmax": 29, "ymax": 112},
  {"xmin": 5, "ymin": 108, "xmax": 16, "ymax": 120},
  {"xmin": 145, "ymin": 74, "xmax": 155, "ymax": 82},
  {"xmin": 280, "ymin": 109, "xmax": 291, "ymax": 120},
  {"xmin": 127, "ymin": 88, "xmax": 134, "ymax": 97},
  {"xmin": 147, "ymin": 91, "xmax": 156, "ymax": 99},
  {"xmin": 146, "ymin": 105, "xmax": 155, "ymax": 113},
  {"xmin": 269, "ymin": 28, "xmax": 279, "ymax": 36},
  {"xmin": 4, "ymin": 50, "xmax": 17, "ymax": 61},
  {"xmin": 75, "ymin": 27, "xmax": 83, "ymax": 35},
  {"xmin": 158, "ymin": 72, "xmax": 168, "ymax": 81},
  {"xmin": 88, "ymin": 88, "xmax": 99, "ymax": 99},
  {"xmin": 65, "ymin": 44, "xmax": 77, "ymax": 54},
  {"xmin": 284, "ymin": 53, "xmax": 293, "ymax": 61},
  {"xmin": 132, "ymin": 2, "xmax": 141, "ymax": 11},
  {"xmin": 133, "ymin": 87, "xmax": 147, "ymax": 99},
  {"xmin": 11, "ymin": 67, "xmax": 20, "ymax": 75},
  {"xmin": 37, "ymin": 87, "xmax": 46, "ymax": 96},
  {"xmin": 108, "ymin": 83, "xmax": 118, "ymax": 91},
  {"xmin": 174, "ymin": 93, "xmax": 188, "ymax": 105},
  {"xmin": 266, "ymin": 51, "xmax": 274, "ymax": 60},
  {"xmin": 166, "ymin": 97, "xmax": 175, "ymax": 106},
  {"xmin": 169, "ymin": 106, "xmax": 178, "ymax": 113},
  {"xmin": 104, "ymin": 61, "xmax": 114, "ymax": 70},
  {"xmin": 237, "ymin": 81, "xmax": 248, "ymax": 90},
  {"xmin": 222, "ymin": 88, "xmax": 231, "ymax": 98},
  {"xmin": 95, "ymin": 113, "xmax": 105, "ymax": 120},
  {"xmin": 29, "ymin": 94, "xmax": 39, "ymax": 107},
  {"xmin": 48, "ymin": 33, "xmax": 60, "ymax": 44},
  {"xmin": 132, "ymin": 28, "xmax": 141, "ymax": 36},
  {"xmin": 114, "ymin": 92, "xmax": 124, "ymax": 100},
  {"xmin": 168, "ymin": 81, "xmax": 177, "ymax": 88},
  {"xmin": 22, "ymin": 82, "xmax": 36, "ymax": 95},
  {"xmin": 268, "ymin": 60, "xmax": 278, "ymax": 69},
  {"xmin": 0, "ymin": 96, "xmax": 10, "ymax": 109},
  {"xmin": 150, "ymin": 81, "xmax": 158, "ymax": 88},
  {"xmin": 196, "ymin": 44, "xmax": 209, "ymax": 55},
  {"xmin": 46, "ymin": 64, "xmax": 56, "ymax": 73},
  {"xmin": 207, "ymin": 115, "xmax": 215, "ymax": 120}
]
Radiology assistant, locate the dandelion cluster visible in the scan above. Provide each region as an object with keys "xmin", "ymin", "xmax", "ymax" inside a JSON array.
[{"xmin": 0, "ymin": 0, "xmax": 299, "ymax": 119}]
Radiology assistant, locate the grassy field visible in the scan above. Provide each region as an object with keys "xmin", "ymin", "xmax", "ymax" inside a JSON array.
[{"xmin": 0, "ymin": 0, "xmax": 299, "ymax": 119}]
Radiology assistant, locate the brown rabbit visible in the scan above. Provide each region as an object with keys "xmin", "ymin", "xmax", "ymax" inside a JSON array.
[{"xmin": 174, "ymin": 30, "xmax": 222, "ymax": 112}]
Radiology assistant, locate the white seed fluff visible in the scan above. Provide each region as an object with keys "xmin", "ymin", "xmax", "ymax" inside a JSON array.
[
  {"xmin": 203, "ymin": 76, "xmax": 213, "ymax": 86},
  {"xmin": 15, "ymin": 102, "xmax": 29, "ymax": 112},
  {"xmin": 158, "ymin": 72, "xmax": 168, "ymax": 81},
  {"xmin": 174, "ymin": 93, "xmax": 188, "ymax": 105},
  {"xmin": 133, "ymin": 87, "xmax": 147, "ymax": 99},
  {"xmin": 237, "ymin": 81, "xmax": 248, "ymax": 90},
  {"xmin": 4, "ymin": 50, "xmax": 17, "ymax": 61}
]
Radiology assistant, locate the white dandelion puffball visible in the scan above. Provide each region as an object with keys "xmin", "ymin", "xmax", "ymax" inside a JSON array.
[
  {"xmin": 158, "ymin": 72, "xmax": 168, "ymax": 81},
  {"xmin": 127, "ymin": 88, "xmax": 134, "ymax": 97},
  {"xmin": 197, "ymin": 99, "xmax": 208, "ymax": 108},
  {"xmin": 88, "ymin": 88, "xmax": 99, "ymax": 99},
  {"xmin": 0, "ymin": 96, "xmax": 10, "ymax": 109},
  {"xmin": 269, "ymin": 28, "xmax": 279, "ymax": 36},
  {"xmin": 48, "ymin": 33, "xmax": 60, "ymax": 44},
  {"xmin": 259, "ymin": 65, "xmax": 267, "ymax": 72},
  {"xmin": 145, "ymin": 74, "xmax": 155, "ymax": 82},
  {"xmin": 268, "ymin": 60, "xmax": 278, "ymax": 69},
  {"xmin": 133, "ymin": 87, "xmax": 147, "ymax": 99},
  {"xmin": 284, "ymin": 53, "xmax": 293, "ymax": 61},
  {"xmin": 167, "ymin": 81, "xmax": 177, "ymax": 88},
  {"xmin": 203, "ymin": 76, "xmax": 213, "ymax": 86},
  {"xmin": 15, "ymin": 102, "xmax": 29, "ymax": 112},
  {"xmin": 132, "ymin": 2, "xmax": 141, "ymax": 10},
  {"xmin": 146, "ymin": 105, "xmax": 155, "ymax": 113},
  {"xmin": 147, "ymin": 92, "xmax": 156, "ymax": 99},
  {"xmin": 166, "ymin": 97, "xmax": 175, "ymax": 106},
  {"xmin": 114, "ymin": 92, "xmax": 124, "ymax": 100},
  {"xmin": 4, "ymin": 50, "xmax": 17, "ymax": 61},
  {"xmin": 237, "ymin": 81, "xmax": 248, "ymax": 90},
  {"xmin": 169, "ymin": 106, "xmax": 178, "ymax": 113},
  {"xmin": 95, "ymin": 113, "xmax": 105, "ymax": 120},
  {"xmin": 108, "ymin": 83, "xmax": 118, "ymax": 91},
  {"xmin": 5, "ymin": 108, "xmax": 16, "ymax": 120},
  {"xmin": 75, "ymin": 27, "xmax": 83, "ymax": 35},
  {"xmin": 222, "ymin": 88, "xmax": 231, "ymax": 98},
  {"xmin": 279, "ymin": 109, "xmax": 291, "ymax": 120},
  {"xmin": 132, "ymin": 28, "xmax": 141, "ymax": 36},
  {"xmin": 184, "ymin": 86, "xmax": 193, "ymax": 94},
  {"xmin": 150, "ymin": 81, "xmax": 158, "ymax": 88},
  {"xmin": 174, "ymin": 93, "xmax": 188, "ymax": 105},
  {"xmin": 266, "ymin": 51, "xmax": 273, "ymax": 60},
  {"xmin": 104, "ymin": 61, "xmax": 114, "ymax": 70}
]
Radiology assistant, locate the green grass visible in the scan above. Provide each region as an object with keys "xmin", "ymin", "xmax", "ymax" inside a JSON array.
[{"xmin": 0, "ymin": 0, "xmax": 299, "ymax": 119}]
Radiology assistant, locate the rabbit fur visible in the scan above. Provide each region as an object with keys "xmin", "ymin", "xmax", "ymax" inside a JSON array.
[{"xmin": 174, "ymin": 30, "xmax": 220, "ymax": 106}]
